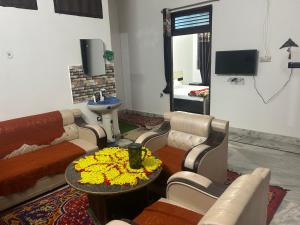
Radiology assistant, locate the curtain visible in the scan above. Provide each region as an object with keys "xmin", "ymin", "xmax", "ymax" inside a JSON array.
[
  {"xmin": 198, "ymin": 32, "xmax": 211, "ymax": 86},
  {"xmin": 0, "ymin": 0, "xmax": 38, "ymax": 10},
  {"xmin": 54, "ymin": 0, "xmax": 103, "ymax": 18},
  {"xmin": 162, "ymin": 8, "xmax": 172, "ymax": 94}
]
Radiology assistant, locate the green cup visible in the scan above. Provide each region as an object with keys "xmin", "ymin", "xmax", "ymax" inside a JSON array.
[{"xmin": 128, "ymin": 143, "xmax": 147, "ymax": 169}]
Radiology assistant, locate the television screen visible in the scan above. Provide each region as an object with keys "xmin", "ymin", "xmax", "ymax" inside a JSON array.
[{"xmin": 215, "ymin": 50, "xmax": 258, "ymax": 75}]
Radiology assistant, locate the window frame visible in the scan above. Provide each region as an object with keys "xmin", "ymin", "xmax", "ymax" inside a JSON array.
[
  {"xmin": 53, "ymin": 0, "xmax": 103, "ymax": 19},
  {"xmin": 0, "ymin": 0, "xmax": 38, "ymax": 10},
  {"xmin": 171, "ymin": 5, "xmax": 212, "ymax": 36}
]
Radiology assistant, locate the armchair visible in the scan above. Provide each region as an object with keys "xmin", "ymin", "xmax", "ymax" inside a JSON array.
[
  {"xmin": 136, "ymin": 111, "xmax": 229, "ymax": 184},
  {"xmin": 107, "ymin": 168, "xmax": 271, "ymax": 225}
]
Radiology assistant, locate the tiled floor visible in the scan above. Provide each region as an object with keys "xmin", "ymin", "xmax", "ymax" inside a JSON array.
[{"xmin": 228, "ymin": 135, "xmax": 300, "ymax": 225}]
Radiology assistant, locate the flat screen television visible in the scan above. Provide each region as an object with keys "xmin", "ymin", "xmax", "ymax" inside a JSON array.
[{"xmin": 215, "ymin": 50, "xmax": 258, "ymax": 75}]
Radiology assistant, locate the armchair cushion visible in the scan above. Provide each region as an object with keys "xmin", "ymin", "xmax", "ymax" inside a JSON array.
[
  {"xmin": 154, "ymin": 145, "xmax": 186, "ymax": 175},
  {"xmin": 170, "ymin": 112, "xmax": 213, "ymax": 137},
  {"xmin": 168, "ymin": 130, "xmax": 207, "ymax": 151},
  {"xmin": 133, "ymin": 201, "xmax": 203, "ymax": 225}
]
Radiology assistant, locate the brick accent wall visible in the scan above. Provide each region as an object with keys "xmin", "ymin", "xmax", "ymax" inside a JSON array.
[{"xmin": 69, "ymin": 64, "xmax": 116, "ymax": 104}]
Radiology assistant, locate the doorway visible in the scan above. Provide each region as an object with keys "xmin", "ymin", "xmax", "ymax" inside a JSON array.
[{"xmin": 163, "ymin": 5, "xmax": 212, "ymax": 115}]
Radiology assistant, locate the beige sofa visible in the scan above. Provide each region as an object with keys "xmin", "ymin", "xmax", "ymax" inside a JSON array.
[
  {"xmin": 136, "ymin": 111, "xmax": 229, "ymax": 184},
  {"xmin": 0, "ymin": 109, "xmax": 106, "ymax": 211},
  {"xmin": 107, "ymin": 168, "xmax": 271, "ymax": 225}
]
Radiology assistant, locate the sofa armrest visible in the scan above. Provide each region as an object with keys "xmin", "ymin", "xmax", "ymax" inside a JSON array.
[
  {"xmin": 73, "ymin": 112, "xmax": 107, "ymax": 149},
  {"xmin": 166, "ymin": 171, "xmax": 223, "ymax": 214},
  {"xmin": 198, "ymin": 168, "xmax": 270, "ymax": 225},
  {"xmin": 181, "ymin": 127, "xmax": 228, "ymax": 184},
  {"xmin": 106, "ymin": 220, "xmax": 137, "ymax": 225},
  {"xmin": 136, "ymin": 121, "xmax": 170, "ymax": 146},
  {"xmin": 84, "ymin": 124, "xmax": 107, "ymax": 149},
  {"xmin": 135, "ymin": 131, "xmax": 160, "ymax": 145},
  {"xmin": 136, "ymin": 132, "xmax": 168, "ymax": 152},
  {"xmin": 78, "ymin": 127, "xmax": 97, "ymax": 146}
]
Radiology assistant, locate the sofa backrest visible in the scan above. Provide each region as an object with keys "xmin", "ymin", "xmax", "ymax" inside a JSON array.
[
  {"xmin": 198, "ymin": 168, "xmax": 270, "ymax": 225},
  {"xmin": 0, "ymin": 110, "xmax": 79, "ymax": 159},
  {"xmin": 52, "ymin": 110, "xmax": 79, "ymax": 144},
  {"xmin": 166, "ymin": 111, "xmax": 214, "ymax": 151}
]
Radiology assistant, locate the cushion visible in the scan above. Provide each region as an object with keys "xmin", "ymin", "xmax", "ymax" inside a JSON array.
[
  {"xmin": 133, "ymin": 201, "xmax": 203, "ymax": 225},
  {"xmin": 168, "ymin": 130, "xmax": 207, "ymax": 151},
  {"xmin": 154, "ymin": 146, "xmax": 186, "ymax": 175},
  {"xmin": 60, "ymin": 110, "xmax": 75, "ymax": 126},
  {"xmin": 170, "ymin": 112, "xmax": 213, "ymax": 137},
  {"xmin": 0, "ymin": 142, "xmax": 85, "ymax": 196},
  {"xmin": 0, "ymin": 111, "xmax": 65, "ymax": 159}
]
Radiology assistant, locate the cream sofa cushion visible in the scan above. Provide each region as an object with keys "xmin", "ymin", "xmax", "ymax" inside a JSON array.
[
  {"xmin": 170, "ymin": 112, "xmax": 213, "ymax": 138},
  {"xmin": 168, "ymin": 130, "xmax": 207, "ymax": 151},
  {"xmin": 60, "ymin": 110, "xmax": 75, "ymax": 126}
]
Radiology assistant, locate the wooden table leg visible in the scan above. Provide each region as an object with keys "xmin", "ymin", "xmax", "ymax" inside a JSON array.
[{"xmin": 88, "ymin": 195, "xmax": 109, "ymax": 225}]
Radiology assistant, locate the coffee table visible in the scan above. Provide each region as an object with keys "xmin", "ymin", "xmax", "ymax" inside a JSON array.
[{"xmin": 65, "ymin": 151, "xmax": 162, "ymax": 225}]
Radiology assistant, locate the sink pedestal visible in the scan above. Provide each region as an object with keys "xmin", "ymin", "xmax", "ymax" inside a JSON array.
[
  {"xmin": 102, "ymin": 109, "xmax": 121, "ymax": 143},
  {"xmin": 87, "ymin": 97, "xmax": 122, "ymax": 143}
]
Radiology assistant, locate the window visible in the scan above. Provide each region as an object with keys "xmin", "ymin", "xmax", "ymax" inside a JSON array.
[
  {"xmin": 171, "ymin": 5, "xmax": 212, "ymax": 36},
  {"xmin": 54, "ymin": 0, "xmax": 103, "ymax": 19},
  {"xmin": 0, "ymin": 0, "xmax": 38, "ymax": 10}
]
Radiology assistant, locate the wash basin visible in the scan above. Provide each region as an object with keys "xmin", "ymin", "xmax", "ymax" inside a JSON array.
[{"xmin": 87, "ymin": 97, "xmax": 121, "ymax": 114}]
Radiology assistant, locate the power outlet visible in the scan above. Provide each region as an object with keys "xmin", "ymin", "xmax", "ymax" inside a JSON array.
[
  {"xmin": 227, "ymin": 77, "xmax": 245, "ymax": 85},
  {"xmin": 260, "ymin": 56, "xmax": 272, "ymax": 63}
]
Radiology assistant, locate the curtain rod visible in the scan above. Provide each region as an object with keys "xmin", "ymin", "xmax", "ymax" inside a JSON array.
[{"xmin": 162, "ymin": 0, "xmax": 220, "ymax": 13}]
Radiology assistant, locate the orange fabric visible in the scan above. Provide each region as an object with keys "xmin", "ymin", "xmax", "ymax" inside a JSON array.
[
  {"xmin": 0, "ymin": 111, "xmax": 65, "ymax": 159},
  {"xmin": 154, "ymin": 145, "xmax": 186, "ymax": 175},
  {"xmin": 0, "ymin": 142, "xmax": 85, "ymax": 196},
  {"xmin": 134, "ymin": 201, "xmax": 203, "ymax": 225}
]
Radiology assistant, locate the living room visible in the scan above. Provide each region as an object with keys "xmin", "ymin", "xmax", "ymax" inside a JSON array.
[{"xmin": 0, "ymin": 0, "xmax": 299, "ymax": 224}]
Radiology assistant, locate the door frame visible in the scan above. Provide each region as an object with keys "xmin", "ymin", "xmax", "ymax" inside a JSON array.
[{"xmin": 166, "ymin": 5, "xmax": 213, "ymax": 114}]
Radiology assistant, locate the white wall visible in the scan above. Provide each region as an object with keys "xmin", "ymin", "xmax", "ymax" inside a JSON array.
[
  {"xmin": 173, "ymin": 35, "xmax": 194, "ymax": 84},
  {"xmin": 116, "ymin": 0, "xmax": 300, "ymax": 138},
  {"xmin": 108, "ymin": 0, "xmax": 127, "ymax": 110},
  {"xmin": 0, "ymin": 0, "xmax": 112, "ymax": 122},
  {"xmin": 192, "ymin": 34, "xmax": 202, "ymax": 83},
  {"xmin": 173, "ymin": 34, "xmax": 202, "ymax": 84},
  {"xmin": 211, "ymin": 0, "xmax": 300, "ymax": 138}
]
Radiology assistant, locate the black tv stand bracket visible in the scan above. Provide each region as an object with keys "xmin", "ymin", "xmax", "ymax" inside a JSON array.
[{"xmin": 288, "ymin": 62, "xmax": 300, "ymax": 68}]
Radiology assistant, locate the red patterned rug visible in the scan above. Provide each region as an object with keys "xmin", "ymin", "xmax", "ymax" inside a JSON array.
[
  {"xmin": 0, "ymin": 171, "xmax": 287, "ymax": 225},
  {"xmin": 118, "ymin": 111, "xmax": 164, "ymax": 128}
]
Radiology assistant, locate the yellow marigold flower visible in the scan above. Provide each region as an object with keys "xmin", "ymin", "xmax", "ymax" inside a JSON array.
[
  {"xmin": 106, "ymin": 168, "xmax": 121, "ymax": 180},
  {"xmin": 74, "ymin": 147, "xmax": 161, "ymax": 186},
  {"xmin": 111, "ymin": 173, "xmax": 138, "ymax": 186},
  {"xmin": 80, "ymin": 171, "xmax": 104, "ymax": 185},
  {"xmin": 85, "ymin": 164, "xmax": 109, "ymax": 172},
  {"xmin": 143, "ymin": 157, "xmax": 162, "ymax": 172}
]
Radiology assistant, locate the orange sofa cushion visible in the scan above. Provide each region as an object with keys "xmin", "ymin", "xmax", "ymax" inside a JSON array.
[
  {"xmin": 0, "ymin": 142, "xmax": 85, "ymax": 196},
  {"xmin": 0, "ymin": 111, "xmax": 65, "ymax": 159},
  {"xmin": 134, "ymin": 201, "xmax": 203, "ymax": 225},
  {"xmin": 154, "ymin": 145, "xmax": 186, "ymax": 175}
]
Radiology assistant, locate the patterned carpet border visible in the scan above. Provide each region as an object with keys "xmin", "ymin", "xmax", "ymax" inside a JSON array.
[{"xmin": 118, "ymin": 111, "xmax": 164, "ymax": 128}]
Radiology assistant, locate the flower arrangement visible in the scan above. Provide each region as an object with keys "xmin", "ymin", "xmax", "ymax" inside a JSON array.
[{"xmin": 73, "ymin": 147, "xmax": 162, "ymax": 186}]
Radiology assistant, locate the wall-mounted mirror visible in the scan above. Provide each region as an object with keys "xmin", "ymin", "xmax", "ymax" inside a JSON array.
[{"xmin": 80, "ymin": 39, "xmax": 106, "ymax": 76}]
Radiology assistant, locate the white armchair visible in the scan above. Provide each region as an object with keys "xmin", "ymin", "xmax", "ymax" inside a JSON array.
[
  {"xmin": 107, "ymin": 168, "xmax": 271, "ymax": 225},
  {"xmin": 136, "ymin": 111, "xmax": 229, "ymax": 184}
]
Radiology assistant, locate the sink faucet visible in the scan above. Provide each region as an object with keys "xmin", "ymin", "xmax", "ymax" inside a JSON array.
[{"xmin": 99, "ymin": 88, "xmax": 106, "ymax": 102}]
